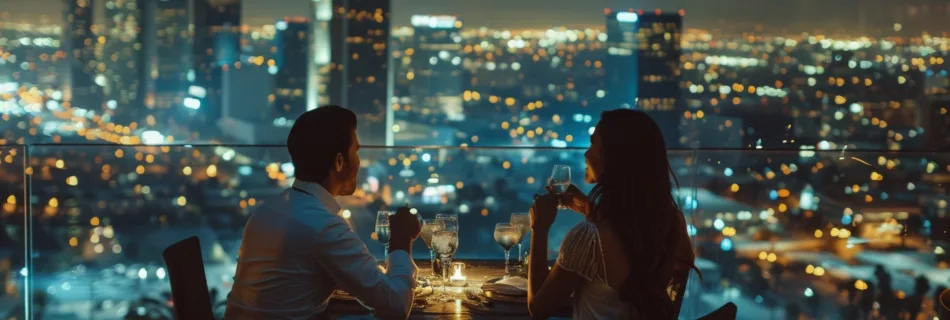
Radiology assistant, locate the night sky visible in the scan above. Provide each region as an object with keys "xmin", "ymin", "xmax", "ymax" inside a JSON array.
[{"xmin": 1, "ymin": 0, "xmax": 941, "ymax": 32}]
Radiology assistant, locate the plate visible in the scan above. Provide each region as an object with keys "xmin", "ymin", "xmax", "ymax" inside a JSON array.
[{"xmin": 481, "ymin": 277, "xmax": 528, "ymax": 297}]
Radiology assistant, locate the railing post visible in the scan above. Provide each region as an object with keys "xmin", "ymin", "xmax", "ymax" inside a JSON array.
[{"xmin": 22, "ymin": 144, "xmax": 32, "ymax": 320}]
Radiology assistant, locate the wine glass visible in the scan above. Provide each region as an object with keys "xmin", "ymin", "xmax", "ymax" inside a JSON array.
[
  {"xmin": 510, "ymin": 213, "xmax": 531, "ymax": 263},
  {"xmin": 421, "ymin": 219, "xmax": 445, "ymax": 278},
  {"xmin": 550, "ymin": 165, "xmax": 571, "ymax": 208},
  {"xmin": 375, "ymin": 211, "xmax": 392, "ymax": 260},
  {"xmin": 494, "ymin": 223, "xmax": 523, "ymax": 278},
  {"xmin": 549, "ymin": 165, "xmax": 571, "ymax": 194},
  {"xmin": 436, "ymin": 214, "xmax": 459, "ymax": 233},
  {"xmin": 432, "ymin": 230, "xmax": 459, "ymax": 282}
]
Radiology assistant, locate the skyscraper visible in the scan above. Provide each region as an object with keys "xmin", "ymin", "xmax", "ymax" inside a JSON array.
[
  {"xmin": 309, "ymin": 0, "xmax": 332, "ymax": 111},
  {"xmin": 63, "ymin": 0, "xmax": 102, "ymax": 109},
  {"xmin": 102, "ymin": 0, "xmax": 149, "ymax": 122},
  {"xmin": 409, "ymin": 15, "xmax": 464, "ymax": 122},
  {"xmin": 274, "ymin": 17, "xmax": 312, "ymax": 120},
  {"xmin": 191, "ymin": 0, "xmax": 241, "ymax": 125},
  {"xmin": 636, "ymin": 11, "xmax": 684, "ymax": 148},
  {"xmin": 603, "ymin": 9, "xmax": 639, "ymax": 110},
  {"xmin": 328, "ymin": 0, "xmax": 394, "ymax": 146},
  {"xmin": 146, "ymin": 0, "xmax": 190, "ymax": 110}
]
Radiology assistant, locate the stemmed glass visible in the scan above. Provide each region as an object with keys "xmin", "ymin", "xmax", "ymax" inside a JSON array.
[
  {"xmin": 375, "ymin": 211, "xmax": 392, "ymax": 260},
  {"xmin": 420, "ymin": 219, "xmax": 445, "ymax": 278},
  {"xmin": 549, "ymin": 165, "xmax": 571, "ymax": 193},
  {"xmin": 494, "ymin": 223, "xmax": 523, "ymax": 279},
  {"xmin": 436, "ymin": 214, "xmax": 459, "ymax": 233},
  {"xmin": 550, "ymin": 165, "xmax": 571, "ymax": 208},
  {"xmin": 510, "ymin": 213, "xmax": 531, "ymax": 263},
  {"xmin": 431, "ymin": 230, "xmax": 459, "ymax": 282}
]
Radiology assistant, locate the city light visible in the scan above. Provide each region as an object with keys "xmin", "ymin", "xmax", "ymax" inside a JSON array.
[
  {"xmin": 616, "ymin": 12, "xmax": 638, "ymax": 23},
  {"xmin": 183, "ymin": 97, "xmax": 201, "ymax": 110}
]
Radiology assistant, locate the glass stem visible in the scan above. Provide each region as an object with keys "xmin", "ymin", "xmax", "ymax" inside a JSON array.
[
  {"xmin": 429, "ymin": 250, "xmax": 436, "ymax": 277},
  {"xmin": 504, "ymin": 249, "xmax": 511, "ymax": 278},
  {"xmin": 441, "ymin": 258, "xmax": 452, "ymax": 280},
  {"xmin": 518, "ymin": 243, "xmax": 524, "ymax": 262},
  {"xmin": 383, "ymin": 244, "xmax": 389, "ymax": 261}
]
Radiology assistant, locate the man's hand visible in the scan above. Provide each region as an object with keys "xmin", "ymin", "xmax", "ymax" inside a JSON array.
[{"xmin": 388, "ymin": 207, "xmax": 421, "ymax": 254}]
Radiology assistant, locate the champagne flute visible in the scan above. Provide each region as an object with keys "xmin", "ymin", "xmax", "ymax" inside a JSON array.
[
  {"xmin": 432, "ymin": 230, "xmax": 459, "ymax": 284},
  {"xmin": 494, "ymin": 223, "xmax": 522, "ymax": 278},
  {"xmin": 375, "ymin": 211, "xmax": 392, "ymax": 260},
  {"xmin": 510, "ymin": 213, "xmax": 531, "ymax": 263},
  {"xmin": 421, "ymin": 219, "xmax": 444, "ymax": 278}
]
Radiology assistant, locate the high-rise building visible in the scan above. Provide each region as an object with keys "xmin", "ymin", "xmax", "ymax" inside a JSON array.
[
  {"xmin": 191, "ymin": 0, "xmax": 241, "ymax": 124},
  {"xmin": 273, "ymin": 18, "xmax": 312, "ymax": 120},
  {"xmin": 63, "ymin": 0, "xmax": 102, "ymax": 109},
  {"xmin": 409, "ymin": 15, "xmax": 464, "ymax": 122},
  {"xmin": 146, "ymin": 0, "xmax": 190, "ymax": 110},
  {"xmin": 636, "ymin": 11, "xmax": 684, "ymax": 148},
  {"xmin": 328, "ymin": 0, "xmax": 394, "ymax": 146},
  {"xmin": 309, "ymin": 0, "xmax": 332, "ymax": 111},
  {"xmin": 102, "ymin": 0, "xmax": 149, "ymax": 122},
  {"xmin": 603, "ymin": 9, "xmax": 639, "ymax": 110}
]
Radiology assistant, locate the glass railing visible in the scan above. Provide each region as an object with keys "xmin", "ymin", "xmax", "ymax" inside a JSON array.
[{"xmin": 4, "ymin": 144, "xmax": 949, "ymax": 319}]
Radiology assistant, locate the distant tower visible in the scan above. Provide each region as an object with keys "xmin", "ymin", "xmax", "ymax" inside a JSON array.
[
  {"xmin": 309, "ymin": 0, "xmax": 333, "ymax": 111},
  {"xmin": 146, "ymin": 0, "xmax": 190, "ymax": 110},
  {"xmin": 103, "ymin": 0, "xmax": 149, "ymax": 123},
  {"xmin": 273, "ymin": 18, "xmax": 312, "ymax": 120},
  {"xmin": 64, "ymin": 0, "xmax": 103, "ymax": 109},
  {"xmin": 636, "ymin": 11, "xmax": 684, "ymax": 148},
  {"xmin": 603, "ymin": 9, "xmax": 639, "ymax": 110},
  {"xmin": 328, "ymin": 0, "xmax": 394, "ymax": 146},
  {"xmin": 190, "ymin": 0, "xmax": 241, "ymax": 124}
]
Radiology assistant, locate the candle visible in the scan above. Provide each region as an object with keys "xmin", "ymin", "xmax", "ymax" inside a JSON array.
[
  {"xmin": 449, "ymin": 262, "xmax": 466, "ymax": 281},
  {"xmin": 448, "ymin": 262, "xmax": 467, "ymax": 286}
]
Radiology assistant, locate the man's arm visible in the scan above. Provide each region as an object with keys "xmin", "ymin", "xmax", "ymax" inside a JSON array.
[{"xmin": 315, "ymin": 216, "xmax": 416, "ymax": 319}]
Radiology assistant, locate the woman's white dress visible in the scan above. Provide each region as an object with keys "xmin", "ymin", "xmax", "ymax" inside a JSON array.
[{"xmin": 556, "ymin": 220, "xmax": 634, "ymax": 319}]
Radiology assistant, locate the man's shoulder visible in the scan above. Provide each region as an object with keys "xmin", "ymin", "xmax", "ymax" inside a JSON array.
[{"xmin": 251, "ymin": 189, "xmax": 342, "ymax": 232}]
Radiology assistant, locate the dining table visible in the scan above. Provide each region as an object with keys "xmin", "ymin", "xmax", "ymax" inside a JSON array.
[{"xmin": 324, "ymin": 260, "xmax": 571, "ymax": 320}]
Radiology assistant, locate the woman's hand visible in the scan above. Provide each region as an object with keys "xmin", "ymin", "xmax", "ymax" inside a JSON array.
[
  {"xmin": 551, "ymin": 184, "xmax": 589, "ymax": 216},
  {"xmin": 530, "ymin": 192, "xmax": 559, "ymax": 230}
]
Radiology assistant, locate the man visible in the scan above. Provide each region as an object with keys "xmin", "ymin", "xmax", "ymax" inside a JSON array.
[{"xmin": 225, "ymin": 106, "xmax": 421, "ymax": 319}]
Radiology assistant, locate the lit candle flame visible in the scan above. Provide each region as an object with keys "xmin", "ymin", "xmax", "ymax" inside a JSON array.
[{"xmin": 450, "ymin": 264, "xmax": 466, "ymax": 281}]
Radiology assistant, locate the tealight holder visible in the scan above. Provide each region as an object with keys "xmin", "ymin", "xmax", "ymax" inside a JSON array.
[{"xmin": 447, "ymin": 262, "xmax": 468, "ymax": 287}]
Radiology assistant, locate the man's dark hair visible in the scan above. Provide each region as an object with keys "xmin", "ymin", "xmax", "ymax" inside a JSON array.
[{"xmin": 287, "ymin": 105, "xmax": 357, "ymax": 182}]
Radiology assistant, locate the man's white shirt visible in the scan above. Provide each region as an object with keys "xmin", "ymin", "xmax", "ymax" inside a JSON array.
[{"xmin": 225, "ymin": 180, "xmax": 416, "ymax": 319}]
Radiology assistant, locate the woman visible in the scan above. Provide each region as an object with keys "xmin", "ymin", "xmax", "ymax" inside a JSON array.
[{"xmin": 527, "ymin": 109, "xmax": 697, "ymax": 319}]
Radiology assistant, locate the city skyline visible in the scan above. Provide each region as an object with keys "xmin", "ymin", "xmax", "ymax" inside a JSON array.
[{"xmin": 5, "ymin": 0, "xmax": 950, "ymax": 32}]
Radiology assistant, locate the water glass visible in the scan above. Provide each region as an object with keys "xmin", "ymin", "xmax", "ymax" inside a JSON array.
[
  {"xmin": 494, "ymin": 223, "xmax": 523, "ymax": 278},
  {"xmin": 436, "ymin": 214, "xmax": 459, "ymax": 233},
  {"xmin": 510, "ymin": 213, "xmax": 531, "ymax": 262},
  {"xmin": 432, "ymin": 230, "xmax": 459, "ymax": 280},
  {"xmin": 420, "ymin": 219, "xmax": 445, "ymax": 277},
  {"xmin": 375, "ymin": 211, "xmax": 392, "ymax": 260}
]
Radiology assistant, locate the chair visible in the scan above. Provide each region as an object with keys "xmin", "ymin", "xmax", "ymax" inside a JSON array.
[
  {"xmin": 697, "ymin": 302, "xmax": 737, "ymax": 320},
  {"xmin": 939, "ymin": 289, "xmax": 950, "ymax": 317},
  {"xmin": 163, "ymin": 236, "xmax": 216, "ymax": 320}
]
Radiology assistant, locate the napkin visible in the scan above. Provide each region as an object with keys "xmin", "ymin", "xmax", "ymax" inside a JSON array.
[
  {"xmin": 482, "ymin": 276, "xmax": 528, "ymax": 296},
  {"xmin": 496, "ymin": 276, "xmax": 528, "ymax": 291}
]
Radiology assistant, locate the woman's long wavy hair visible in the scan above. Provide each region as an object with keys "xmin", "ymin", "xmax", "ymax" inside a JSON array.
[{"xmin": 587, "ymin": 109, "xmax": 695, "ymax": 319}]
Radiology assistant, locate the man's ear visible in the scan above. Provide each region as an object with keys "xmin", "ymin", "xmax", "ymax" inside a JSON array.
[{"xmin": 335, "ymin": 153, "xmax": 344, "ymax": 172}]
